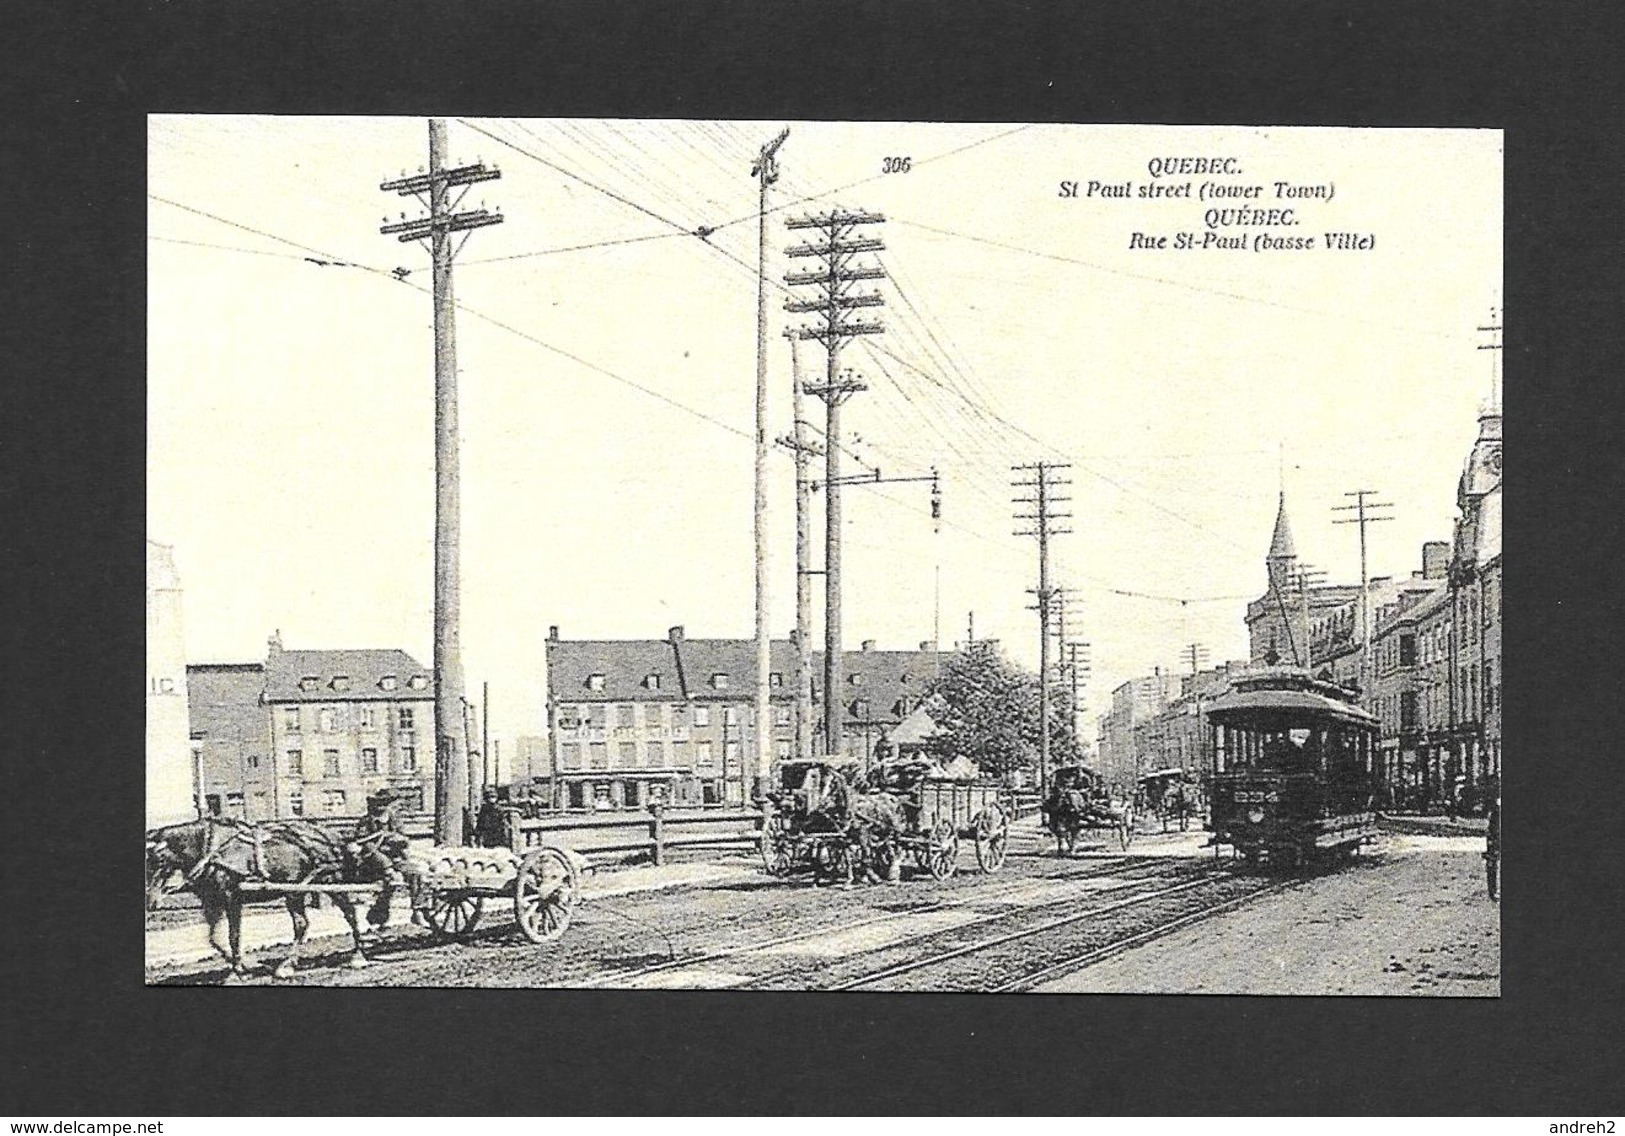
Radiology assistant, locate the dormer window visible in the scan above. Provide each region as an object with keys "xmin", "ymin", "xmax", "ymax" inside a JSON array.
[
  {"xmin": 587, "ymin": 674, "xmax": 607, "ymax": 691},
  {"xmin": 298, "ymin": 676, "xmax": 320, "ymax": 692},
  {"xmin": 769, "ymin": 672, "xmax": 783, "ymax": 688},
  {"xmin": 407, "ymin": 675, "xmax": 429, "ymax": 691},
  {"xmin": 849, "ymin": 673, "xmax": 864, "ymax": 686},
  {"xmin": 711, "ymin": 673, "xmax": 729, "ymax": 690},
  {"xmin": 379, "ymin": 675, "xmax": 399, "ymax": 692},
  {"xmin": 330, "ymin": 675, "xmax": 351, "ymax": 692},
  {"xmin": 644, "ymin": 673, "xmax": 662, "ymax": 690}
]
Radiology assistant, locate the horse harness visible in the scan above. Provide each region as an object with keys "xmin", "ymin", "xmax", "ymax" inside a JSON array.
[{"xmin": 180, "ymin": 818, "xmax": 343, "ymax": 887}]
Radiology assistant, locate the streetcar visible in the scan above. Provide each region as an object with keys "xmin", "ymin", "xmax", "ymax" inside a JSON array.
[{"xmin": 1204, "ymin": 667, "xmax": 1380, "ymax": 869}]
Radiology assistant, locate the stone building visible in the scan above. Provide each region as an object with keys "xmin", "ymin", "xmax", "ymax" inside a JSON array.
[
  {"xmin": 1095, "ymin": 670, "xmax": 1185, "ymax": 793},
  {"xmin": 544, "ymin": 626, "xmax": 941, "ymax": 809},
  {"xmin": 185, "ymin": 633, "xmax": 437, "ymax": 820}
]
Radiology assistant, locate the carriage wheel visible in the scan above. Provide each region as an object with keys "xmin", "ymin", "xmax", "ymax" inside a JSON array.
[
  {"xmin": 926, "ymin": 819, "xmax": 959, "ymax": 881},
  {"xmin": 974, "ymin": 806, "xmax": 1009, "ymax": 873},
  {"xmin": 515, "ymin": 847, "xmax": 579, "ymax": 944},
  {"xmin": 422, "ymin": 893, "xmax": 484, "ymax": 941},
  {"xmin": 760, "ymin": 815, "xmax": 794, "ymax": 877}
]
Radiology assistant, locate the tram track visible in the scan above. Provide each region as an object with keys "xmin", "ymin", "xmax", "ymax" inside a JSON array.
[{"xmin": 580, "ymin": 853, "xmax": 1155, "ymax": 989}]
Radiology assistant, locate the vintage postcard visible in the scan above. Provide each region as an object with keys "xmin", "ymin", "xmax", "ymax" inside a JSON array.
[{"xmin": 146, "ymin": 117, "xmax": 1500, "ymax": 992}]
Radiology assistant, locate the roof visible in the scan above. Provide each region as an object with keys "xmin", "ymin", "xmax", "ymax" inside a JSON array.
[
  {"xmin": 1267, "ymin": 492, "xmax": 1296, "ymax": 560},
  {"xmin": 263, "ymin": 648, "xmax": 432, "ymax": 702},
  {"xmin": 1205, "ymin": 686, "xmax": 1378, "ymax": 727},
  {"xmin": 187, "ymin": 663, "xmax": 270, "ymax": 745}
]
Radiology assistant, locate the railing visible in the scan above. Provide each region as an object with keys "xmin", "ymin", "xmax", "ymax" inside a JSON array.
[{"xmin": 505, "ymin": 804, "xmax": 766, "ymax": 866}]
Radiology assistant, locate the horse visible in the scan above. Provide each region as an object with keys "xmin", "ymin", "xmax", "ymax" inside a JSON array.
[
  {"xmin": 145, "ymin": 817, "xmax": 407, "ymax": 981},
  {"xmin": 801, "ymin": 766, "xmax": 908, "ymax": 886}
]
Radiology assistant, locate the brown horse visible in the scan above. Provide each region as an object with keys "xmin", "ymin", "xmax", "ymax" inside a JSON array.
[{"xmin": 145, "ymin": 818, "xmax": 405, "ymax": 981}]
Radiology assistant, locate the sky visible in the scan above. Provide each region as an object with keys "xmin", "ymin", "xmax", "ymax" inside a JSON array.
[{"xmin": 148, "ymin": 117, "xmax": 1502, "ymax": 751}]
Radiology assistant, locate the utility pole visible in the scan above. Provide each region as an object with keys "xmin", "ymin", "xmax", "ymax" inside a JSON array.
[
  {"xmin": 1014, "ymin": 461, "xmax": 1073, "ymax": 788},
  {"xmin": 776, "ymin": 335, "xmax": 822, "ymax": 762},
  {"xmin": 751, "ymin": 127, "xmax": 789, "ymax": 798},
  {"xmin": 1185, "ymin": 642, "xmax": 1211, "ymax": 675},
  {"xmin": 784, "ymin": 208, "xmax": 886, "ymax": 759},
  {"xmin": 380, "ymin": 119, "xmax": 503, "ymax": 845},
  {"xmin": 1065, "ymin": 639, "xmax": 1091, "ymax": 756},
  {"xmin": 481, "ymin": 679, "xmax": 491, "ymax": 789},
  {"xmin": 1290, "ymin": 564, "xmax": 1327, "ymax": 668},
  {"xmin": 1332, "ymin": 491, "xmax": 1393, "ymax": 705}
]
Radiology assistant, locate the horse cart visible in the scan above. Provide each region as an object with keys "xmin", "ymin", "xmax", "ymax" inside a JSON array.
[
  {"xmin": 1041, "ymin": 764, "xmax": 1134, "ymax": 854},
  {"xmin": 1137, "ymin": 767, "xmax": 1199, "ymax": 833},
  {"xmin": 760, "ymin": 759, "xmax": 1012, "ymax": 883},
  {"xmin": 146, "ymin": 817, "xmax": 581, "ymax": 980}
]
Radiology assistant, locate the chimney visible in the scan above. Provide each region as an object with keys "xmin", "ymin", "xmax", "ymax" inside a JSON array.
[
  {"xmin": 548, "ymin": 625, "xmax": 559, "ymax": 641},
  {"xmin": 267, "ymin": 629, "xmax": 283, "ymax": 656},
  {"xmin": 788, "ymin": 628, "xmax": 799, "ymax": 646},
  {"xmin": 861, "ymin": 640, "xmax": 876, "ymax": 652},
  {"xmin": 668, "ymin": 625, "xmax": 685, "ymax": 644},
  {"xmin": 1421, "ymin": 541, "xmax": 1450, "ymax": 579}
]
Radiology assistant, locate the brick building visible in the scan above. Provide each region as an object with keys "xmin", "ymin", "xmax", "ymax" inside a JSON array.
[
  {"xmin": 544, "ymin": 626, "xmax": 942, "ymax": 809},
  {"xmin": 185, "ymin": 632, "xmax": 437, "ymax": 820}
]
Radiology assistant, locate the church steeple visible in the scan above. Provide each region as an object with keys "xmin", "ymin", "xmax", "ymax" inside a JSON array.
[{"xmin": 1267, "ymin": 491, "xmax": 1297, "ymax": 563}]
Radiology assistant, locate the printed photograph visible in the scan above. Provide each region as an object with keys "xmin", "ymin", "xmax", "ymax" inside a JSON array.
[{"xmin": 146, "ymin": 117, "xmax": 1501, "ymax": 991}]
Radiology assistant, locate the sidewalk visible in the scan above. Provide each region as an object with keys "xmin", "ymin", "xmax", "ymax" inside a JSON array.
[
  {"xmin": 144, "ymin": 855, "xmax": 761, "ymax": 971},
  {"xmin": 1378, "ymin": 813, "xmax": 1490, "ymax": 837}
]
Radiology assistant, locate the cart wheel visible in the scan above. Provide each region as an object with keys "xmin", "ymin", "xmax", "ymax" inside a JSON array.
[
  {"xmin": 422, "ymin": 893, "xmax": 484, "ymax": 941},
  {"xmin": 927, "ymin": 819, "xmax": 958, "ymax": 881},
  {"xmin": 974, "ymin": 806, "xmax": 1009, "ymax": 872},
  {"xmin": 515, "ymin": 847, "xmax": 579, "ymax": 944},
  {"xmin": 760, "ymin": 815, "xmax": 793, "ymax": 877}
]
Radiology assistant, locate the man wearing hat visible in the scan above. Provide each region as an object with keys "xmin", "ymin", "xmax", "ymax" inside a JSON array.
[{"xmin": 353, "ymin": 787, "xmax": 407, "ymax": 929}]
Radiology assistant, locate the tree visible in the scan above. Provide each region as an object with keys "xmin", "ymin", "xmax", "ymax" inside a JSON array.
[{"xmin": 921, "ymin": 642, "xmax": 1081, "ymax": 782}]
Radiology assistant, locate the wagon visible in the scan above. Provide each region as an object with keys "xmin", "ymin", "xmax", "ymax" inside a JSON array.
[
  {"xmin": 399, "ymin": 844, "xmax": 582, "ymax": 944},
  {"xmin": 1041, "ymin": 764, "xmax": 1134, "ymax": 853},
  {"xmin": 759, "ymin": 760, "xmax": 1012, "ymax": 881}
]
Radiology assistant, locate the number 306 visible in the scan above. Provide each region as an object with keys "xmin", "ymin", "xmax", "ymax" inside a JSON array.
[{"xmin": 882, "ymin": 156, "xmax": 912, "ymax": 174}]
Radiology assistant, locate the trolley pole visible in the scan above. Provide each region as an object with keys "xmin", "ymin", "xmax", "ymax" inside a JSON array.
[
  {"xmin": 784, "ymin": 208, "xmax": 887, "ymax": 759},
  {"xmin": 750, "ymin": 128, "xmax": 788, "ymax": 799},
  {"xmin": 380, "ymin": 119, "xmax": 503, "ymax": 845}
]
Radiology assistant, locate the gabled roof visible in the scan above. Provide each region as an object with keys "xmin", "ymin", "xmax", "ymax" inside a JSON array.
[{"xmin": 263, "ymin": 648, "xmax": 432, "ymax": 702}]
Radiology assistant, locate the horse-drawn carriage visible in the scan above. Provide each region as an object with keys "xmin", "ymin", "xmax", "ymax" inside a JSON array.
[
  {"xmin": 1137, "ymin": 767, "xmax": 1200, "ymax": 833},
  {"xmin": 760, "ymin": 758, "xmax": 1012, "ymax": 884},
  {"xmin": 145, "ymin": 815, "xmax": 581, "ymax": 980},
  {"xmin": 1040, "ymin": 764, "xmax": 1134, "ymax": 853}
]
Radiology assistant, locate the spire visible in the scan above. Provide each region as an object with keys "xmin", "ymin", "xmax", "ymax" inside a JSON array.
[{"xmin": 1267, "ymin": 492, "xmax": 1296, "ymax": 561}]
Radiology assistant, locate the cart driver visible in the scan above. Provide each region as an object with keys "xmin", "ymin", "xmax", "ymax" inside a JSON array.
[{"xmin": 352, "ymin": 788, "xmax": 408, "ymax": 930}]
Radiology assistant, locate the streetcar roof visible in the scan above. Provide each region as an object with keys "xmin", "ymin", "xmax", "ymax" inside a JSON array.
[{"xmin": 1204, "ymin": 686, "xmax": 1378, "ymax": 726}]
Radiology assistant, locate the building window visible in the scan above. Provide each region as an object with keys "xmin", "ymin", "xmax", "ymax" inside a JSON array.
[
  {"xmin": 723, "ymin": 706, "xmax": 739, "ymax": 726},
  {"xmin": 646, "ymin": 741, "xmax": 665, "ymax": 767},
  {"xmin": 1400, "ymin": 692, "xmax": 1417, "ymax": 729},
  {"xmin": 1484, "ymin": 664, "xmax": 1495, "ymax": 714},
  {"xmin": 397, "ymin": 707, "xmax": 415, "ymax": 732},
  {"xmin": 283, "ymin": 707, "xmax": 301, "ymax": 734},
  {"xmin": 359, "ymin": 707, "xmax": 377, "ymax": 730},
  {"xmin": 775, "ymin": 704, "xmax": 791, "ymax": 726},
  {"xmin": 286, "ymin": 749, "xmax": 303, "ymax": 776},
  {"xmin": 852, "ymin": 699, "xmax": 870, "ymax": 719},
  {"xmin": 561, "ymin": 743, "xmax": 582, "ymax": 771},
  {"xmin": 408, "ymin": 675, "xmax": 429, "ymax": 691},
  {"xmin": 399, "ymin": 746, "xmax": 416, "ymax": 772},
  {"xmin": 322, "ymin": 789, "xmax": 347, "ymax": 814},
  {"xmin": 645, "ymin": 673, "xmax": 662, "ymax": 690},
  {"xmin": 711, "ymin": 673, "xmax": 730, "ymax": 690},
  {"xmin": 1399, "ymin": 634, "xmax": 1416, "ymax": 667},
  {"xmin": 323, "ymin": 749, "xmax": 341, "ymax": 777},
  {"xmin": 776, "ymin": 740, "xmax": 791, "ymax": 760},
  {"xmin": 379, "ymin": 675, "xmax": 398, "ymax": 692},
  {"xmin": 617, "ymin": 704, "xmax": 636, "ymax": 729},
  {"xmin": 618, "ymin": 742, "xmax": 637, "ymax": 768},
  {"xmin": 331, "ymin": 675, "xmax": 351, "ymax": 692},
  {"xmin": 850, "ymin": 673, "xmax": 864, "ymax": 686},
  {"xmin": 694, "ymin": 706, "xmax": 711, "ymax": 728},
  {"xmin": 587, "ymin": 673, "xmax": 607, "ymax": 691},
  {"xmin": 361, "ymin": 747, "xmax": 379, "ymax": 774},
  {"xmin": 288, "ymin": 794, "xmax": 304, "ymax": 817},
  {"xmin": 695, "ymin": 741, "xmax": 714, "ymax": 767},
  {"xmin": 769, "ymin": 672, "xmax": 783, "ymax": 688},
  {"xmin": 644, "ymin": 703, "xmax": 664, "ymax": 728},
  {"xmin": 671, "ymin": 739, "xmax": 690, "ymax": 766},
  {"xmin": 589, "ymin": 742, "xmax": 609, "ymax": 770},
  {"xmin": 247, "ymin": 754, "xmax": 260, "ymax": 770},
  {"xmin": 394, "ymin": 786, "xmax": 424, "ymax": 812},
  {"xmin": 299, "ymin": 676, "xmax": 320, "ymax": 693},
  {"xmin": 318, "ymin": 707, "xmax": 338, "ymax": 733}
]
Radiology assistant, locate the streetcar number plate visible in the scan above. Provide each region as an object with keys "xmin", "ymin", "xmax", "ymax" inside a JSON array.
[{"xmin": 1234, "ymin": 790, "xmax": 1279, "ymax": 803}]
